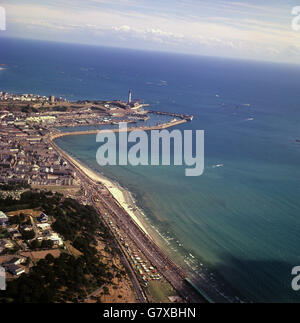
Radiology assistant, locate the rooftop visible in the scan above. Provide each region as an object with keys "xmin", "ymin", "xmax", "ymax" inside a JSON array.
[{"xmin": 0, "ymin": 211, "xmax": 7, "ymax": 219}]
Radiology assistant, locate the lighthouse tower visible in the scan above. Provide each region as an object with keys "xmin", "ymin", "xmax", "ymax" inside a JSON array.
[{"xmin": 128, "ymin": 89, "xmax": 132, "ymax": 104}]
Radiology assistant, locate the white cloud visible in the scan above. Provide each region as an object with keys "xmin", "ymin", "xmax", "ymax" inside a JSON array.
[
  {"xmin": 2, "ymin": 1, "xmax": 300, "ymax": 64},
  {"xmin": 113, "ymin": 25, "xmax": 131, "ymax": 32}
]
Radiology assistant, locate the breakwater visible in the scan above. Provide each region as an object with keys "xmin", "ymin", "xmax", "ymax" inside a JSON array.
[
  {"xmin": 148, "ymin": 110, "xmax": 194, "ymax": 121},
  {"xmin": 51, "ymin": 118, "xmax": 187, "ymax": 139}
]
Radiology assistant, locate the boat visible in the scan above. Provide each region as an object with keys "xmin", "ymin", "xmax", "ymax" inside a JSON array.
[{"xmin": 212, "ymin": 164, "xmax": 224, "ymax": 168}]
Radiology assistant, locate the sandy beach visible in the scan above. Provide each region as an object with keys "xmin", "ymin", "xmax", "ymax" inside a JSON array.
[{"xmin": 62, "ymin": 151, "xmax": 150, "ymax": 235}]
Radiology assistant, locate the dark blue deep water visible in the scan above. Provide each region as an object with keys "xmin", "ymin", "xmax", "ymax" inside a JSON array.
[{"xmin": 1, "ymin": 37, "xmax": 300, "ymax": 302}]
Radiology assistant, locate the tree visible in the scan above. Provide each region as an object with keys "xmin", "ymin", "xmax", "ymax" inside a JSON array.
[
  {"xmin": 19, "ymin": 213, "xmax": 25, "ymax": 223},
  {"xmin": 45, "ymin": 253, "xmax": 55, "ymax": 262},
  {"xmin": 103, "ymin": 286, "xmax": 109, "ymax": 295},
  {"xmin": 22, "ymin": 230, "xmax": 35, "ymax": 240},
  {"xmin": 9, "ymin": 215, "xmax": 21, "ymax": 225},
  {"xmin": 41, "ymin": 240, "xmax": 54, "ymax": 249},
  {"xmin": 30, "ymin": 240, "xmax": 40, "ymax": 249}
]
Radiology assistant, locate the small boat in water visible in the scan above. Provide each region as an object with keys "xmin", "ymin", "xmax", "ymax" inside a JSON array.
[{"xmin": 212, "ymin": 164, "xmax": 224, "ymax": 168}]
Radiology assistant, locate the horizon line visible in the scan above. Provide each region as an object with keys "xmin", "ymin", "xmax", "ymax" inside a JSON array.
[{"xmin": 1, "ymin": 34, "xmax": 300, "ymax": 68}]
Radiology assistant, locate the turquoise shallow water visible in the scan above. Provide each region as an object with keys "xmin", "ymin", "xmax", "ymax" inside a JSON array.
[
  {"xmin": 1, "ymin": 37, "xmax": 300, "ymax": 302},
  {"xmin": 55, "ymin": 131, "xmax": 300, "ymax": 302}
]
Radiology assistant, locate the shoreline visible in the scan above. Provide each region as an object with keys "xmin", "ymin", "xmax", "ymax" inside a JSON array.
[
  {"xmin": 50, "ymin": 136, "xmax": 212, "ymax": 303},
  {"xmin": 56, "ymin": 149, "xmax": 151, "ymax": 236},
  {"xmin": 52, "ymin": 135, "xmax": 194, "ymax": 257},
  {"xmin": 49, "ymin": 125, "xmax": 231, "ymax": 303},
  {"xmin": 52, "ymin": 138, "xmax": 230, "ymax": 303},
  {"xmin": 53, "ymin": 137, "xmax": 181, "ymax": 246},
  {"xmin": 48, "ymin": 120, "xmax": 188, "ymax": 240}
]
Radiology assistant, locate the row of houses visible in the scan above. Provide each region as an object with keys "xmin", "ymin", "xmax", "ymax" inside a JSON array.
[
  {"xmin": 1, "ymin": 256, "xmax": 26, "ymax": 276},
  {"xmin": 0, "ymin": 123, "xmax": 78, "ymax": 187}
]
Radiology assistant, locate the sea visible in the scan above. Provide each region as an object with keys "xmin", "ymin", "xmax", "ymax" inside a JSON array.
[{"xmin": 1, "ymin": 37, "xmax": 300, "ymax": 302}]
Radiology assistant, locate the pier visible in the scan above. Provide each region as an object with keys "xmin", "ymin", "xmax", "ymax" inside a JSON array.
[{"xmin": 149, "ymin": 110, "xmax": 194, "ymax": 121}]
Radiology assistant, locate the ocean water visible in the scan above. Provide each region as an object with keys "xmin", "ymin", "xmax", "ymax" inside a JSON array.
[{"xmin": 1, "ymin": 37, "xmax": 300, "ymax": 302}]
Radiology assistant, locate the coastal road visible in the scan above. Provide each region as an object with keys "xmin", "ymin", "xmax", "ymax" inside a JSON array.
[
  {"xmin": 116, "ymin": 242, "xmax": 147, "ymax": 303},
  {"xmin": 92, "ymin": 197, "xmax": 147, "ymax": 303},
  {"xmin": 93, "ymin": 187, "xmax": 206, "ymax": 303}
]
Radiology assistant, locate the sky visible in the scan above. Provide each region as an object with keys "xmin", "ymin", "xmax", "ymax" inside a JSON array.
[{"xmin": 1, "ymin": 0, "xmax": 300, "ymax": 64}]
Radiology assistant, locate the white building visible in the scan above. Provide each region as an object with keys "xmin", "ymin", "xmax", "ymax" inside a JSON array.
[
  {"xmin": 0, "ymin": 211, "xmax": 8, "ymax": 226},
  {"xmin": 128, "ymin": 89, "xmax": 132, "ymax": 104},
  {"xmin": 37, "ymin": 223, "xmax": 51, "ymax": 231},
  {"xmin": 49, "ymin": 233, "xmax": 63, "ymax": 246}
]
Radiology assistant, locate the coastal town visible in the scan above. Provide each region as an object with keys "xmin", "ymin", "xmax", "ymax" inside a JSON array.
[
  {"xmin": 0, "ymin": 89, "xmax": 218, "ymax": 304},
  {"xmin": 0, "ymin": 90, "xmax": 191, "ymax": 187}
]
